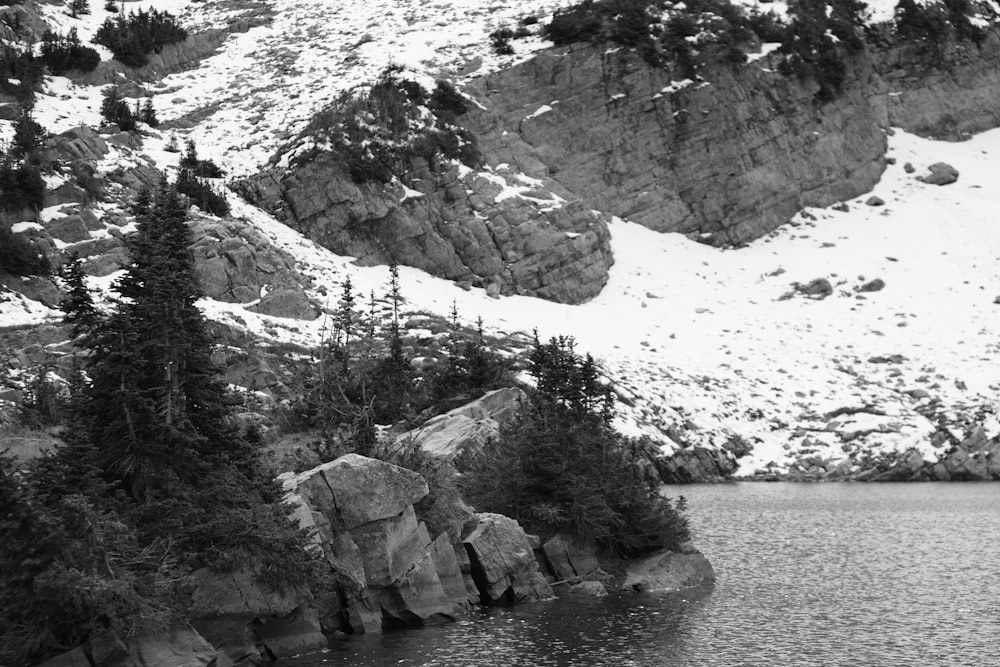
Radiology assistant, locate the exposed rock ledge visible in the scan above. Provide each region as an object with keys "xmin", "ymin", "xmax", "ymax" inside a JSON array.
[
  {"xmin": 245, "ymin": 30, "xmax": 1000, "ymax": 300},
  {"xmin": 238, "ymin": 158, "xmax": 613, "ymax": 304}
]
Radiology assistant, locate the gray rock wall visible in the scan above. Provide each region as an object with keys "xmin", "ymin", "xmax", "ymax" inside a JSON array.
[
  {"xmin": 465, "ymin": 44, "xmax": 887, "ymax": 246},
  {"xmin": 876, "ymin": 31, "xmax": 1000, "ymax": 139},
  {"xmin": 239, "ymin": 157, "xmax": 613, "ymax": 304}
]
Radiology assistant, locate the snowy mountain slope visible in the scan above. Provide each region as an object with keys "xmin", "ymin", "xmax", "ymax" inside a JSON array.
[
  {"xmin": 198, "ymin": 126, "xmax": 1000, "ymax": 479},
  {"xmin": 4, "ymin": 0, "xmax": 1000, "ymax": 479}
]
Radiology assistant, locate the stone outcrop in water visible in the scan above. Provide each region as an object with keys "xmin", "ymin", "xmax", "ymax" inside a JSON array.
[
  {"xmin": 278, "ymin": 454, "xmax": 552, "ymax": 639},
  {"xmin": 39, "ymin": 627, "xmax": 218, "ymax": 667},
  {"xmin": 619, "ymin": 542, "xmax": 717, "ymax": 593},
  {"xmin": 463, "ymin": 513, "xmax": 554, "ymax": 603}
]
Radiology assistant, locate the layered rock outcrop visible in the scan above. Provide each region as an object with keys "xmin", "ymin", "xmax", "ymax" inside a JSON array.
[
  {"xmin": 190, "ymin": 219, "xmax": 317, "ymax": 319},
  {"xmin": 464, "ymin": 43, "xmax": 887, "ymax": 245},
  {"xmin": 239, "ymin": 27, "xmax": 1000, "ymax": 305},
  {"xmin": 239, "ymin": 157, "xmax": 613, "ymax": 304},
  {"xmin": 280, "ymin": 454, "xmax": 552, "ymax": 636},
  {"xmin": 876, "ymin": 31, "xmax": 1000, "ymax": 139}
]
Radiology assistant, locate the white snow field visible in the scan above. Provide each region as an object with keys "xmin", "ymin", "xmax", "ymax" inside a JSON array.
[{"xmin": 3, "ymin": 0, "xmax": 1000, "ymax": 475}]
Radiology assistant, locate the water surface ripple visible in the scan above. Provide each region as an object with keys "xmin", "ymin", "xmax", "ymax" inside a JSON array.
[{"xmin": 281, "ymin": 483, "xmax": 1000, "ymax": 666}]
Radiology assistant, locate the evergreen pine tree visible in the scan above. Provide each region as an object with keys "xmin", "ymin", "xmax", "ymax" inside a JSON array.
[
  {"xmin": 370, "ymin": 263, "xmax": 415, "ymax": 423},
  {"xmin": 69, "ymin": 0, "xmax": 90, "ymax": 17},
  {"xmin": 59, "ymin": 252, "xmax": 100, "ymax": 340},
  {"xmin": 99, "ymin": 85, "xmax": 136, "ymax": 131},
  {"xmin": 77, "ymin": 179, "xmax": 232, "ymax": 498},
  {"xmin": 140, "ymin": 98, "xmax": 158, "ymax": 127},
  {"xmin": 11, "ymin": 110, "xmax": 44, "ymax": 159}
]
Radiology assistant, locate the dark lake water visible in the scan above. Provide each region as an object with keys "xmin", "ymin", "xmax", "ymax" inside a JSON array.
[{"xmin": 280, "ymin": 483, "xmax": 1000, "ymax": 666}]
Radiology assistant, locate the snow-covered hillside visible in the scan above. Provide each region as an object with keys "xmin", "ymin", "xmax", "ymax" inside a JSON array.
[
  {"xmin": 203, "ymin": 127, "xmax": 1000, "ymax": 478},
  {"xmin": 4, "ymin": 0, "xmax": 1000, "ymax": 478}
]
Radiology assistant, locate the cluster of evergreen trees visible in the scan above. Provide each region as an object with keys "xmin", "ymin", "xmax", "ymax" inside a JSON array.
[
  {"xmin": 543, "ymin": 0, "xmax": 990, "ymax": 102},
  {"xmin": 1, "ymin": 181, "xmax": 317, "ymax": 665},
  {"xmin": 0, "ymin": 44, "xmax": 43, "ymax": 107},
  {"xmin": 98, "ymin": 85, "xmax": 158, "ymax": 131},
  {"xmin": 460, "ymin": 336, "xmax": 690, "ymax": 556},
  {"xmin": 39, "ymin": 28, "xmax": 100, "ymax": 75},
  {"xmin": 1, "ymin": 111, "xmax": 49, "ymax": 276},
  {"xmin": 895, "ymin": 0, "xmax": 985, "ymax": 47},
  {"xmin": 285, "ymin": 269, "xmax": 512, "ymax": 449},
  {"xmin": 92, "ymin": 8, "xmax": 187, "ymax": 68},
  {"xmin": 297, "ymin": 69, "xmax": 481, "ymax": 183},
  {"xmin": 176, "ymin": 139, "xmax": 228, "ymax": 216}
]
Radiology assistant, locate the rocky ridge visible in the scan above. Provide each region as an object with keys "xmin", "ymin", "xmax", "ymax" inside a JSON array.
[
  {"xmin": 246, "ymin": 27, "xmax": 1000, "ymax": 312},
  {"xmin": 238, "ymin": 153, "xmax": 614, "ymax": 304}
]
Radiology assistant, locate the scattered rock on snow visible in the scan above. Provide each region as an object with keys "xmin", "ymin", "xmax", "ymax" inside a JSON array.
[
  {"xmin": 858, "ymin": 278, "xmax": 885, "ymax": 293},
  {"xmin": 865, "ymin": 196, "xmax": 885, "ymax": 206},
  {"xmin": 903, "ymin": 162, "xmax": 915, "ymax": 173},
  {"xmin": 918, "ymin": 162, "xmax": 959, "ymax": 185},
  {"xmin": 797, "ymin": 278, "xmax": 834, "ymax": 299},
  {"xmin": 868, "ymin": 354, "xmax": 907, "ymax": 364}
]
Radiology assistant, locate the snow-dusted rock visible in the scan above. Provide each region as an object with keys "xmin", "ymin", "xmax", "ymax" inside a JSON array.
[
  {"xmin": 394, "ymin": 387, "xmax": 526, "ymax": 458},
  {"xmin": 240, "ymin": 159, "xmax": 613, "ymax": 304},
  {"xmin": 918, "ymin": 162, "xmax": 959, "ymax": 185},
  {"xmin": 859, "ymin": 277, "xmax": 886, "ymax": 292}
]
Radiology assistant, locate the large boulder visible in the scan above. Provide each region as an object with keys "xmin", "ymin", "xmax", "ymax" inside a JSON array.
[
  {"xmin": 918, "ymin": 162, "xmax": 959, "ymax": 186},
  {"xmin": 540, "ymin": 533, "xmax": 600, "ymax": 582},
  {"xmin": 378, "ymin": 548, "xmax": 456, "ymax": 626},
  {"xmin": 189, "ymin": 219, "xmax": 314, "ymax": 312},
  {"xmin": 282, "ymin": 455, "xmax": 463, "ymax": 632},
  {"xmin": 288, "ymin": 454, "xmax": 429, "ymax": 531},
  {"xmin": 187, "ymin": 568, "xmax": 312, "ymax": 664},
  {"xmin": 463, "ymin": 513, "xmax": 554, "ymax": 603},
  {"xmin": 621, "ymin": 543, "xmax": 716, "ymax": 592},
  {"xmin": 255, "ymin": 604, "xmax": 327, "ymax": 659},
  {"xmin": 50, "ymin": 126, "xmax": 109, "ymax": 163},
  {"xmin": 350, "ymin": 506, "xmax": 432, "ymax": 587},
  {"xmin": 246, "ymin": 286, "xmax": 318, "ymax": 320},
  {"xmin": 429, "ymin": 532, "xmax": 479, "ymax": 604},
  {"xmin": 117, "ymin": 628, "xmax": 216, "ymax": 667},
  {"xmin": 395, "ymin": 387, "xmax": 527, "ymax": 458},
  {"xmin": 38, "ymin": 647, "xmax": 92, "ymax": 667},
  {"xmin": 654, "ymin": 446, "xmax": 738, "ymax": 483}
]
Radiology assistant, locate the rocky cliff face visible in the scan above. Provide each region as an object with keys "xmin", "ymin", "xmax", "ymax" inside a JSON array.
[
  {"xmin": 239, "ymin": 155, "xmax": 613, "ymax": 304},
  {"xmin": 876, "ymin": 31, "xmax": 1000, "ymax": 139},
  {"xmin": 463, "ymin": 43, "xmax": 888, "ymax": 246},
  {"xmin": 238, "ymin": 28, "xmax": 1000, "ymax": 303}
]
